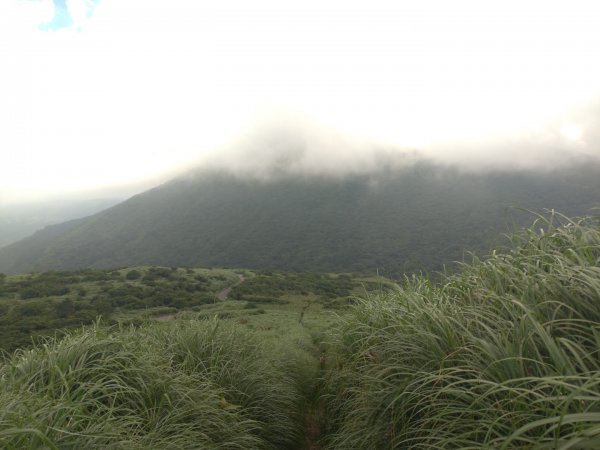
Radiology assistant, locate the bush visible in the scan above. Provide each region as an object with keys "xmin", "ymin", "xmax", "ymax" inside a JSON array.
[{"xmin": 125, "ymin": 269, "xmax": 141, "ymax": 280}]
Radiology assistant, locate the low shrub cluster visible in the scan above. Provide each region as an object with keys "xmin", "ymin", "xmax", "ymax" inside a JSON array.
[
  {"xmin": 230, "ymin": 272, "xmax": 355, "ymax": 301},
  {"xmin": 0, "ymin": 268, "xmax": 234, "ymax": 352}
]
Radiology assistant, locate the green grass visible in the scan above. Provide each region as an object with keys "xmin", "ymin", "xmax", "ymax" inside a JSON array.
[
  {"xmin": 0, "ymin": 266, "xmax": 247, "ymax": 352},
  {"xmin": 0, "ymin": 318, "xmax": 309, "ymax": 449},
  {"xmin": 2, "ymin": 211, "xmax": 600, "ymax": 448},
  {"xmin": 321, "ymin": 211, "xmax": 600, "ymax": 448},
  {"xmin": 0, "ymin": 267, "xmax": 367, "ymax": 448},
  {"xmin": 0, "ymin": 266, "xmax": 380, "ymax": 353}
]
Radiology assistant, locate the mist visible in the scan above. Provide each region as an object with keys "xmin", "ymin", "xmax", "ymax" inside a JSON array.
[
  {"xmin": 189, "ymin": 101, "xmax": 600, "ymax": 182},
  {"xmin": 4, "ymin": 0, "xmax": 600, "ymax": 206},
  {"xmin": 3, "ymin": 98, "xmax": 598, "ymax": 207}
]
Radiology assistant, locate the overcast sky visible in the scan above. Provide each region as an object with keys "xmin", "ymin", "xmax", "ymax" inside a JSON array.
[{"xmin": 1, "ymin": 0, "xmax": 600, "ymax": 205}]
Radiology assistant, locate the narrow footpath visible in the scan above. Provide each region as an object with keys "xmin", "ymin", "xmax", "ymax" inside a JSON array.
[{"xmin": 216, "ymin": 273, "xmax": 245, "ymax": 301}]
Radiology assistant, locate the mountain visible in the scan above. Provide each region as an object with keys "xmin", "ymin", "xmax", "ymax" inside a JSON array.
[
  {"xmin": 0, "ymin": 162, "xmax": 598, "ymax": 277},
  {"xmin": 0, "ymin": 198, "xmax": 121, "ymax": 248}
]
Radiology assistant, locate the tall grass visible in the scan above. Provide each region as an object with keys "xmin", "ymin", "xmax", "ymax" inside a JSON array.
[
  {"xmin": 0, "ymin": 318, "xmax": 306, "ymax": 449},
  {"xmin": 3, "ymin": 211, "xmax": 599, "ymax": 449},
  {"xmin": 322, "ymin": 212, "xmax": 600, "ymax": 449},
  {"xmin": 145, "ymin": 318, "xmax": 307, "ymax": 448}
]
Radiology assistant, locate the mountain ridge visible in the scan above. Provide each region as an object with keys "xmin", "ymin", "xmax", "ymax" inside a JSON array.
[
  {"xmin": 0, "ymin": 198, "xmax": 121, "ymax": 248},
  {"xmin": 1, "ymin": 162, "xmax": 599, "ymax": 276}
]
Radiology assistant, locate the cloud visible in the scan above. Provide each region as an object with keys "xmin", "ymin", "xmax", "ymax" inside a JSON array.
[
  {"xmin": 1, "ymin": 0, "xmax": 600, "ymax": 204},
  {"xmin": 39, "ymin": 0, "xmax": 72, "ymax": 31},
  {"xmin": 0, "ymin": 1, "xmax": 54, "ymax": 33},
  {"xmin": 195, "ymin": 113, "xmax": 420, "ymax": 180},
  {"xmin": 194, "ymin": 104, "xmax": 600, "ymax": 180}
]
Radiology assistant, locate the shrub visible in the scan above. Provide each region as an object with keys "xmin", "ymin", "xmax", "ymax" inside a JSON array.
[{"xmin": 125, "ymin": 269, "xmax": 141, "ymax": 280}]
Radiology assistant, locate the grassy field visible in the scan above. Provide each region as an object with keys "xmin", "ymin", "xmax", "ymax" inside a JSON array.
[
  {"xmin": 0, "ymin": 318, "xmax": 311, "ymax": 449},
  {"xmin": 1, "ymin": 211, "xmax": 600, "ymax": 448},
  {"xmin": 0, "ymin": 266, "xmax": 393, "ymax": 449},
  {"xmin": 0, "ymin": 266, "xmax": 393, "ymax": 354}
]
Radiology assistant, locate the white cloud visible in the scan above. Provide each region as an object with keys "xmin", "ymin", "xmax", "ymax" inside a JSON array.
[
  {"xmin": 0, "ymin": 1, "xmax": 53, "ymax": 32},
  {"xmin": 1, "ymin": 0, "xmax": 600, "ymax": 204},
  {"xmin": 65, "ymin": 0, "xmax": 97, "ymax": 29}
]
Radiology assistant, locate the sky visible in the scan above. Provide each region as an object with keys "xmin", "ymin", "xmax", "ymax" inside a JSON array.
[{"xmin": 1, "ymin": 0, "xmax": 600, "ymax": 205}]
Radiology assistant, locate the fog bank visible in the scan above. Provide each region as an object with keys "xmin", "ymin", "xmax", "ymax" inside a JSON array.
[{"xmin": 193, "ymin": 103, "xmax": 600, "ymax": 181}]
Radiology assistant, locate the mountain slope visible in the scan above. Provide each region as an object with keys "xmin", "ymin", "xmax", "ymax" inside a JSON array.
[
  {"xmin": 0, "ymin": 163, "xmax": 599, "ymax": 276},
  {"xmin": 0, "ymin": 198, "xmax": 121, "ymax": 248}
]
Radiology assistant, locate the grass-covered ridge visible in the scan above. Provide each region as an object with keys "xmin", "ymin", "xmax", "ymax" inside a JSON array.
[{"xmin": 322, "ymin": 212, "xmax": 600, "ymax": 448}]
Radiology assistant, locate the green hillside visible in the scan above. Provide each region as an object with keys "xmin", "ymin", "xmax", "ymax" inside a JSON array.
[
  {"xmin": 1, "ymin": 212, "xmax": 600, "ymax": 448},
  {"xmin": 0, "ymin": 266, "xmax": 388, "ymax": 353},
  {"xmin": 0, "ymin": 198, "xmax": 120, "ymax": 248},
  {"xmin": 1, "ymin": 162, "xmax": 599, "ymax": 277},
  {"xmin": 0, "ymin": 266, "xmax": 390, "ymax": 448}
]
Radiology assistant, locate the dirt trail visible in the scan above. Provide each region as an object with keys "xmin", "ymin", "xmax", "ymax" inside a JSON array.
[
  {"xmin": 154, "ymin": 313, "xmax": 176, "ymax": 321},
  {"xmin": 301, "ymin": 405, "xmax": 324, "ymax": 450},
  {"xmin": 216, "ymin": 274, "xmax": 245, "ymax": 301},
  {"xmin": 154, "ymin": 274, "xmax": 246, "ymax": 321}
]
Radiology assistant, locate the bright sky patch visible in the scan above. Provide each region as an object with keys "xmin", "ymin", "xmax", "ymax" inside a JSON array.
[
  {"xmin": 39, "ymin": 0, "xmax": 100, "ymax": 31},
  {"xmin": 1, "ymin": 0, "xmax": 600, "ymax": 205}
]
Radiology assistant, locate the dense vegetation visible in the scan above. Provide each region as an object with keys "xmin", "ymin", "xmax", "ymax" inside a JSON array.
[
  {"xmin": 2, "ymin": 211, "xmax": 600, "ymax": 448},
  {"xmin": 0, "ymin": 319, "xmax": 311, "ymax": 449},
  {"xmin": 321, "ymin": 212, "xmax": 600, "ymax": 448},
  {"xmin": 0, "ymin": 267, "xmax": 375, "ymax": 448},
  {"xmin": 0, "ymin": 267, "xmax": 381, "ymax": 353},
  {"xmin": 1, "ymin": 163, "xmax": 599, "ymax": 276},
  {"xmin": 0, "ymin": 266, "xmax": 242, "ymax": 352}
]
